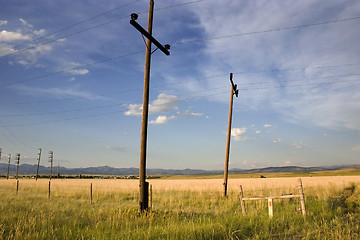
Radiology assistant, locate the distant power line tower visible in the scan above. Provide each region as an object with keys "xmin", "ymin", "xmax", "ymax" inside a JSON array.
[
  {"xmin": 223, "ymin": 73, "xmax": 239, "ymax": 197},
  {"xmin": 130, "ymin": 0, "xmax": 170, "ymax": 213}
]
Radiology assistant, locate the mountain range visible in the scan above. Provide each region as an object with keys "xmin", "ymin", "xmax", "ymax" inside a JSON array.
[{"xmin": 0, "ymin": 163, "xmax": 359, "ymax": 176}]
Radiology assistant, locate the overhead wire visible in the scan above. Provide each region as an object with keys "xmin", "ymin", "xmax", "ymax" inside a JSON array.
[
  {"xmin": 171, "ymin": 15, "xmax": 360, "ymax": 45},
  {"xmin": 0, "ymin": 0, "xmax": 206, "ymax": 58},
  {"xmin": 0, "ymin": 0, "xmax": 142, "ymax": 56},
  {"xmin": 1, "ymin": 74, "xmax": 359, "ymax": 127}
]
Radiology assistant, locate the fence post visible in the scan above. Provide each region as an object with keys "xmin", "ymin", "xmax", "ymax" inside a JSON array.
[
  {"xmin": 268, "ymin": 198, "xmax": 274, "ymax": 218},
  {"xmin": 149, "ymin": 184, "xmax": 153, "ymax": 211},
  {"xmin": 239, "ymin": 185, "xmax": 246, "ymax": 215},
  {"xmin": 297, "ymin": 178, "xmax": 306, "ymax": 217},
  {"xmin": 16, "ymin": 180, "xmax": 19, "ymax": 195},
  {"xmin": 48, "ymin": 181, "xmax": 51, "ymax": 199},
  {"xmin": 90, "ymin": 183, "xmax": 93, "ymax": 204}
]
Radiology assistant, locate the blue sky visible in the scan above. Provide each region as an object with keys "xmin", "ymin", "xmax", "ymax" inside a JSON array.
[{"xmin": 0, "ymin": 0, "xmax": 359, "ymax": 170}]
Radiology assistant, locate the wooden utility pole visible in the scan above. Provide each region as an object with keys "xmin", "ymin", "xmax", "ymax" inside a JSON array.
[
  {"xmin": 223, "ymin": 73, "xmax": 238, "ymax": 197},
  {"xmin": 130, "ymin": 0, "xmax": 170, "ymax": 212},
  {"xmin": 15, "ymin": 153, "xmax": 20, "ymax": 179},
  {"xmin": 36, "ymin": 148, "xmax": 42, "ymax": 181},
  {"xmin": 49, "ymin": 151, "xmax": 53, "ymax": 180},
  {"xmin": 7, "ymin": 154, "xmax": 11, "ymax": 180}
]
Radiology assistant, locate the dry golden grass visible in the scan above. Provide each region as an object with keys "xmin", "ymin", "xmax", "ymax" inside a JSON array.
[{"xmin": 1, "ymin": 175, "xmax": 359, "ymax": 199}]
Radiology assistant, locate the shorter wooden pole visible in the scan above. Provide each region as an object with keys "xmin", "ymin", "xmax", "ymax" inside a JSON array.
[
  {"xmin": 90, "ymin": 183, "xmax": 93, "ymax": 204},
  {"xmin": 297, "ymin": 178, "xmax": 306, "ymax": 217},
  {"xmin": 239, "ymin": 185, "xmax": 246, "ymax": 215}
]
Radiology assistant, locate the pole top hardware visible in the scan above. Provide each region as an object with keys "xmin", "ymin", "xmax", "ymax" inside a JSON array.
[
  {"xmin": 229, "ymin": 73, "xmax": 239, "ymax": 97},
  {"xmin": 130, "ymin": 13, "xmax": 170, "ymax": 56}
]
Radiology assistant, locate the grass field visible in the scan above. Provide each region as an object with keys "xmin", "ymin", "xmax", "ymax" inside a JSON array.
[{"xmin": 0, "ymin": 174, "xmax": 359, "ymax": 239}]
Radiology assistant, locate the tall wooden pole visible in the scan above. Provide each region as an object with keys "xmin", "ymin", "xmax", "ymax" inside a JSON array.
[
  {"xmin": 139, "ymin": 0, "xmax": 154, "ymax": 212},
  {"xmin": 15, "ymin": 153, "xmax": 20, "ymax": 179},
  {"xmin": 36, "ymin": 148, "xmax": 42, "ymax": 181},
  {"xmin": 223, "ymin": 73, "xmax": 238, "ymax": 197},
  {"xmin": 49, "ymin": 151, "xmax": 53, "ymax": 180},
  {"xmin": 7, "ymin": 154, "xmax": 11, "ymax": 180}
]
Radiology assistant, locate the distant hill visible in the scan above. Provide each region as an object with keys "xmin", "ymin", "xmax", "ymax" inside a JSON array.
[{"xmin": 0, "ymin": 163, "xmax": 359, "ymax": 177}]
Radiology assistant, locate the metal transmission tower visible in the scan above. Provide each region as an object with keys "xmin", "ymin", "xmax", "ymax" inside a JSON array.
[
  {"xmin": 49, "ymin": 151, "xmax": 54, "ymax": 180},
  {"xmin": 223, "ymin": 73, "xmax": 239, "ymax": 197},
  {"xmin": 36, "ymin": 148, "xmax": 42, "ymax": 181},
  {"xmin": 130, "ymin": 0, "xmax": 170, "ymax": 212}
]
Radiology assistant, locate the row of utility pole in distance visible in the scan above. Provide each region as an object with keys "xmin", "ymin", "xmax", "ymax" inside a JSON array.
[{"xmin": 0, "ymin": 147, "xmax": 55, "ymax": 180}]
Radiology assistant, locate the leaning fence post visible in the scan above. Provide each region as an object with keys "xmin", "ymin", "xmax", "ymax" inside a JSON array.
[
  {"xmin": 297, "ymin": 178, "xmax": 306, "ymax": 217},
  {"xmin": 239, "ymin": 185, "xmax": 246, "ymax": 215}
]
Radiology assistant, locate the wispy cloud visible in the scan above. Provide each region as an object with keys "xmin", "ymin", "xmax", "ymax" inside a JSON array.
[
  {"xmin": 13, "ymin": 85, "xmax": 106, "ymax": 100},
  {"xmin": 352, "ymin": 144, "xmax": 360, "ymax": 152},
  {"xmin": 272, "ymin": 138, "xmax": 282, "ymax": 143},
  {"xmin": 105, "ymin": 146, "xmax": 125, "ymax": 152},
  {"xmin": 0, "ymin": 20, "xmax": 8, "ymax": 26},
  {"xmin": 264, "ymin": 124, "xmax": 272, "ymax": 128},
  {"xmin": 292, "ymin": 141, "xmax": 307, "ymax": 149}
]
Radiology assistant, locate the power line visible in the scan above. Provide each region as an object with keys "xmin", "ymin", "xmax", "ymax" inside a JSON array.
[
  {"xmin": 0, "ymin": 0, "xmax": 206, "ymax": 58},
  {"xmin": 2, "ymin": 76, "xmax": 359, "ymax": 127},
  {"xmin": 0, "ymin": 50, "xmax": 144, "ymax": 88},
  {"xmin": 172, "ymin": 15, "xmax": 360, "ymax": 45},
  {"xmin": 0, "ymin": 0, "xmax": 142, "ymax": 56}
]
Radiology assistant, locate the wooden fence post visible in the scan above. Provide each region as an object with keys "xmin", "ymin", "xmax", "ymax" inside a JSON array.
[
  {"xmin": 16, "ymin": 180, "xmax": 19, "ymax": 195},
  {"xmin": 268, "ymin": 198, "xmax": 274, "ymax": 218},
  {"xmin": 297, "ymin": 178, "xmax": 306, "ymax": 217},
  {"xmin": 90, "ymin": 183, "xmax": 93, "ymax": 204},
  {"xmin": 48, "ymin": 181, "xmax": 51, "ymax": 199},
  {"xmin": 149, "ymin": 184, "xmax": 153, "ymax": 211},
  {"xmin": 239, "ymin": 185, "xmax": 246, "ymax": 215}
]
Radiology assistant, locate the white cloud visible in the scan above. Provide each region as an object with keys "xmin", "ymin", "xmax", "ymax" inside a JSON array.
[
  {"xmin": 69, "ymin": 69, "xmax": 89, "ymax": 75},
  {"xmin": 292, "ymin": 141, "xmax": 307, "ymax": 149},
  {"xmin": 177, "ymin": 111, "xmax": 202, "ymax": 118},
  {"xmin": 0, "ymin": 30, "xmax": 31, "ymax": 42},
  {"xmin": 125, "ymin": 93, "xmax": 179, "ymax": 116},
  {"xmin": 352, "ymin": 145, "xmax": 360, "ymax": 152},
  {"xmin": 105, "ymin": 146, "xmax": 125, "ymax": 152},
  {"xmin": 231, "ymin": 127, "xmax": 247, "ymax": 141},
  {"xmin": 0, "ymin": 20, "xmax": 7, "ymax": 26},
  {"xmin": 19, "ymin": 18, "xmax": 33, "ymax": 28},
  {"xmin": 272, "ymin": 138, "xmax": 282, "ymax": 143},
  {"xmin": 33, "ymin": 29, "xmax": 46, "ymax": 36},
  {"xmin": 264, "ymin": 124, "xmax": 272, "ymax": 128},
  {"xmin": 281, "ymin": 160, "xmax": 292, "ymax": 166},
  {"xmin": 149, "ymin": 115, "xmax": 176, "ymax": 125}
]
